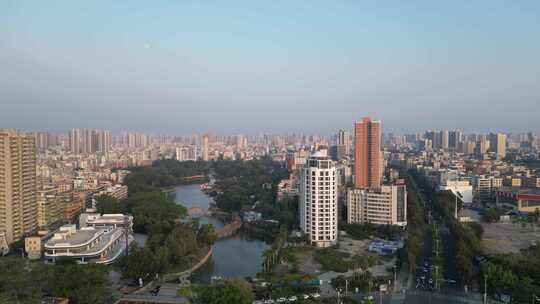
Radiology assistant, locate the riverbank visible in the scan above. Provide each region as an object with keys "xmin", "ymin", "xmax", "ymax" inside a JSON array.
[
  {"xmin": 162, "ymin": 247, "xmax": 213, "ymax": 282},
  {"xmin": 171, "ymin": 183, "xmax": 270, "ymax": 283}
]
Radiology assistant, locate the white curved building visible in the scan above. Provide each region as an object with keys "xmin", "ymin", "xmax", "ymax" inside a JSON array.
[{"xmin": 44, "ymin": 224, "xmax": 132, "ymax": 264}]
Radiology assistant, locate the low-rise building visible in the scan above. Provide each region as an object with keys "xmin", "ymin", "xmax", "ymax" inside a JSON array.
[
  {"xmin": 347, "ymin": 183, "xmax": 407, "ymax": 226},
  {"xmin": 95, "ymin": 184, "xmax": 128, "ymax": 201},
  {"xmin": 277, "ymin": 179, "xmax": 298, "ymax": 201},
  {"xmin": 496, "ymin": 187, "xmax": 540, "ymax": 213},
  {"xmin": 25, "ymin": 236, "xmax": 42, "ymax": 260},
  {"xmin": 525, "ymin": 177, "xmax": 540, "ymax": 188},
  {"xmin": 473, "ymin": 175, "xmax": 502, "ymax": 202},
  {"xmin": 44, "ymin": 224, "xmax": 132, "ymax": 264},
  {"xmin": 0, "ymin": 232, "xmax": 9, "ymax": 255},
  {"xmin": 438, "ymin": 180, "xmax": 473, "ymax": 204},
  {"xmin": 37, "ymin": 188, "xmax": 65, "ymax": 228},
  {"xmin": 79, "ymin": 212, "xmax": 133, "ymax": 232}
]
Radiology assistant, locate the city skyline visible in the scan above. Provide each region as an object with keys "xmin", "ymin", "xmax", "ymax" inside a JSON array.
[
  {"xmin": 3, "ymin": 1, "xmax": 540, "ymax": 302},
  {"xmin": 2, "ymin": 1, "xmax": 540, "ymax": 134}
]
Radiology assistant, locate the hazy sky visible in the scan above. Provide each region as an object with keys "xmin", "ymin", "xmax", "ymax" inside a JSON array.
[{"xmin": 1, "ymin": 1, "xmax": 539, "ymax": 135}]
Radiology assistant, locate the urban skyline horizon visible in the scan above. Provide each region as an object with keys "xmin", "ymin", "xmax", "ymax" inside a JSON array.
[{"xmin": 9, "ymin": 125, "xmax": 540, "ymax": 138}]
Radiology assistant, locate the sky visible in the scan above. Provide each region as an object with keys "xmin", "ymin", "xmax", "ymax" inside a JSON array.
[{"xmin": 1, "ymin": 1, "xmax": 539, "ymax": 135}]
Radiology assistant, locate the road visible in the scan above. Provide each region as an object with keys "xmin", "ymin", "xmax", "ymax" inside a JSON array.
[{"xmin": 398, "ymin": 171, "xmax": 482, "ymax": 304}]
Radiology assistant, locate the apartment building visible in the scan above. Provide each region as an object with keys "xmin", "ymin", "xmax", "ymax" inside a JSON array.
[
  {"xmin": 347, "ymin": 183, "xmax": 407, "ymax": 226},
  {"xmin": 37, "ymin": 187, "xmax": 65, "ymax": 228},
  {"xmin": 354, "ymin": 118, "xmax": 381, "ymax": 189},
  {"xmin": 473, "ymin": 175, "xmax": 503, "ymax": 201},
  {"xmin": 0, "ymin": 129, "xmax": 38, "ymax": 246},
  {"xmin": 299, "ymin": 151, "xmax": 338, "ymax": 247}
]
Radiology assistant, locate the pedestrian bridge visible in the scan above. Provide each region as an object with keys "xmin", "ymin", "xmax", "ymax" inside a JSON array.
[{"xmin": 214, "ymin": 220, "xmax": 242, "ymax": 239}]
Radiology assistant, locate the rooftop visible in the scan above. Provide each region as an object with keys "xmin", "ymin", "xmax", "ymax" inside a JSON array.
[
  {"xmin": 499, "ymin": 186, "xmax": 540, "ymax": 196},
  {"xmin": 45, "ymin": 226, "xmax": 102, "ymax": 248}
]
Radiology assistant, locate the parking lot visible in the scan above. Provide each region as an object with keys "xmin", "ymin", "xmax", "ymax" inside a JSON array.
[{"xmin": 481, "ymin": 222, "xmax": 540, "ymax": 254}]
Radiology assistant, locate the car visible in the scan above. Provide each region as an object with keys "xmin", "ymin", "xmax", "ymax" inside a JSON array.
[
  {"xmin": 301, "ymin": 294, "xmax": 310, "ymax": 299},
  {"xmin": 276, "ymin": 298, "xmax": 287, "ymax": 303},
  {"xmin": 264, "ymin": 300, "xmax": 275, "ymax": 304},
  {"xmin": 311, "ymin": 293, "xmax": 320, "ymax": 298},
  {"xmin": 288, "ymin": 296, "xmax": 297, "ymax": 302}
]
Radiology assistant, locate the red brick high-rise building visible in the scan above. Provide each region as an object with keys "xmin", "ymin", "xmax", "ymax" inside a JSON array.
[{"xmin": 354, "ymin": 117, "xmax": 381, "ymax": 189}]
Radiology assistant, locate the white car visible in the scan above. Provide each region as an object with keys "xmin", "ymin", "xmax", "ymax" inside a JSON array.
[
  {"xmin": 288, "ymin": 296, "xmax": 297, "ymax": 302},
  {"xmin": 301, "ymin": 294, "xmax": 310, "ymax": 299},
  {"xmin": 276, "ymin": 298, "xmax": 287, "ymax": 303},
  {"xmin": 311, "ymin": 293, "xmax": 320, "ymax": 298}
]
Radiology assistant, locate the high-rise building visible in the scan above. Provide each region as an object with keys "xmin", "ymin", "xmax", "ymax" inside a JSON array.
[
  {"xmin": 347, "ymin": 183, "xmax": 407, "ymax": 226},
  {"xmin": 299, "ymin": 151, "xmax": 338, "ymax": 247},
  {"xmin": 69, "ymin": 128, "xmax": 81, "ymax": 154},
  {"xmin": 176, "ymin": 146, "xmax": 198, "ymax": 161},
  {"xmin": 201, "ymin": 133, "xmax": 209, "ymax": 161},
  {"xmin": 354, "ymin": 118, "xmax": 381, "ymax": 189},
  {"xmin": 0, "ymin": 130, "xmax": 38, "ymax": 246},
  {"xmin": 476, "ymin": 135, "xmax": 490, "ymax": 157},
  {"xmin": 490, "ymin": 133, "xmax": 507, "ymax": 158},
  {"xmin": 441, "ymin": 130, "xmax": 449, "ymax": 151},
  {"xmin": 97, "ymin": 130, "xmax": 112, "ymax": 155},
  {"xmin": 34, "ymin": 132, "xmax": 50, "ymax": 150},
  {"xmin": 449, "ymin": 130, "xmax": 462, "ymax": 151},
  {"xmin": 69, "ymin": 129, "xmax": 111, "ymax": 154},
  {"xmin": 337, "ymin": 129, "xmax": 351, "ymax": 155},
  {"xmin": 236, "ymin": 134, "xmax": 246, "ymax": 151}
]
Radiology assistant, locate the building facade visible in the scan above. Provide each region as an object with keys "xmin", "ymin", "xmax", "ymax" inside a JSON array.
[
  {"xmin": 490, "ymin": 133, "xmax": 507, "ymax": 158},
  {"xmin": 347, "ymin": 183, "xmax": 407, "ymax": 226},
  {"xmin": 201, "ymin": 133, "xmax": 209, "ymax": 161},
  {"xmin": 354, "ymin": 118, "xmax": 381, "ymax": 189},
  {"xmin": 37, "ymin": 187, "xmax": 65, "ymax": 228},
  {"xmin": 44, "ymin": 224, "xmax": 132, "ymax": 264},
  {"xmin": 0, "ymin": 130, "xmax": 38, "ymax": 246},
  {"xmin": 299, "ymin": 152, "xmax": 338, "ymax": 247},
  {"xmin": 473, "ymin": 175, "xmax": 503, "ymax": 202}
]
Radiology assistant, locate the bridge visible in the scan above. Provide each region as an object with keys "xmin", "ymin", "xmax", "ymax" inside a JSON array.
[
  {"xmin": 180, "ymin": 175, "xmax": 207, "ymax": 182},
  {"xmin": 187, "ymin": 207, "xmax": 205, "ymax": 218},
  {"xmin": 215, "ymin": 220, "xmax": 242, "ymax": 239}
]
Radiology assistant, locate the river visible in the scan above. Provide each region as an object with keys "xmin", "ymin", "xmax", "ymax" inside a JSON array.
[{"xmin": 171, "ymin": 183, "xmax": 270, "ymax": 282}]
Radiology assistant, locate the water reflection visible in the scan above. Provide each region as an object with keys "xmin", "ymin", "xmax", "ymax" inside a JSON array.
[{"xmin": 171, "ymin": 184, "xmax": 270, "ymax": 282}]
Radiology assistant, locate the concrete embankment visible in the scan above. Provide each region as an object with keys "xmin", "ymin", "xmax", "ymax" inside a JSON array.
[{"xmin": 161, "ymin": 247, "xmax": 214, "ymax": 282}]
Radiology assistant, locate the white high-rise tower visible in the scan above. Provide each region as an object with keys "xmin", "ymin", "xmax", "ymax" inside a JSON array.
[{"xmin": 299, "ymin": 151, "xmax": 338, "ymax": 248}]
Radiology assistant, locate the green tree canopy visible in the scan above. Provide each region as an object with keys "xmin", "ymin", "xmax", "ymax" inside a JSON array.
[{"xmin": 193, "ymin": 279, "xmax": 254, "ymax": 304}]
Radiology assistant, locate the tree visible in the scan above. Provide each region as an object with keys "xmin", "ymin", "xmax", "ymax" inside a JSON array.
[
  {"xmin": 126, "ymin": 191, "xmax": 186, "ymax": 233},
  {"xmin": 0, "ymin": 257, "xmax": 42, "ymax": 303},
  {"xmin": 193, "ymin": 279, "xmax": 254, "ymax": 304},
  {"xmin": 95, "ymin": 194, "xmax": 123, "ymax": 214},
  {"xmin": 46, "ymin": 263, "xmax": 110, "ymax": 304},
  {"xmin": 0, "ymin": 257, "xmax": 110, "ymax": 304},
  {"xmin": 117, "ymin": 244, "xmax": 159, "ymax": 280}
]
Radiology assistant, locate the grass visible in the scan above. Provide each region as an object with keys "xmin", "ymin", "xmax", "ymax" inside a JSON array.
[{"xmin": 314, "ymin": 247, "xmax": 351, "ymax": 273}]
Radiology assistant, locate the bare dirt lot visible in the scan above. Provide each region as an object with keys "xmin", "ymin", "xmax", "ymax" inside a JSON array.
[{"xmin": 481, "ymin": 222, "xmax": 540, "ymax": 254}]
